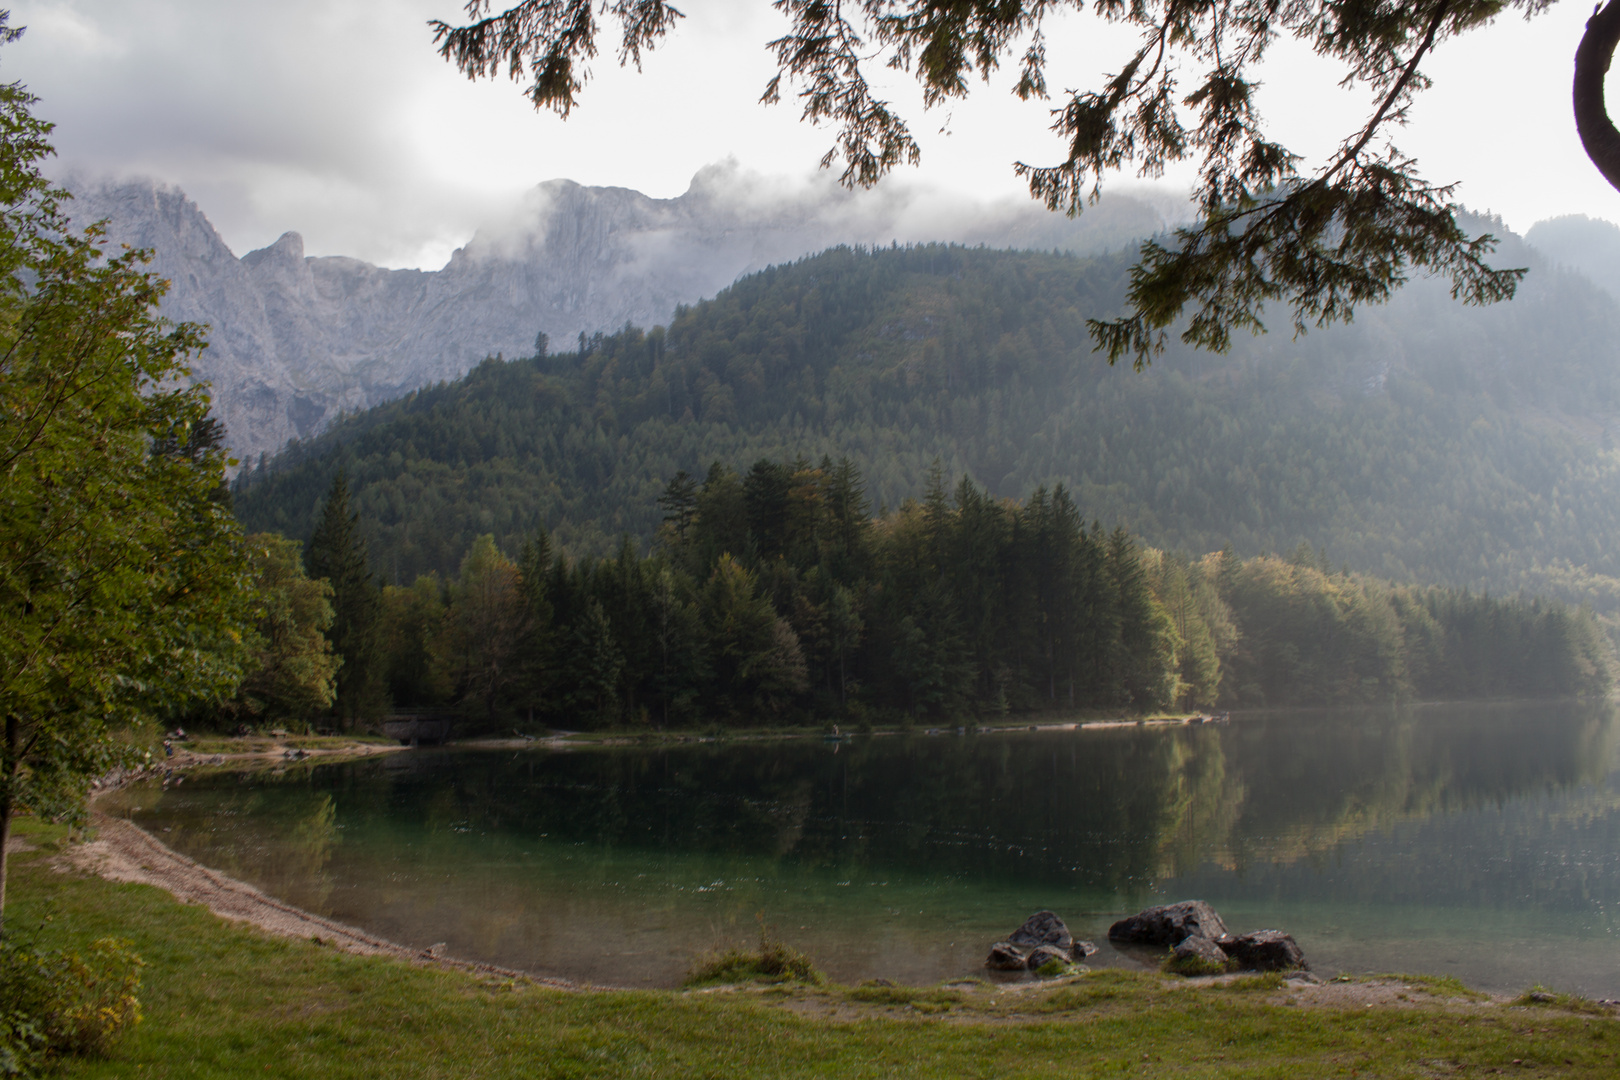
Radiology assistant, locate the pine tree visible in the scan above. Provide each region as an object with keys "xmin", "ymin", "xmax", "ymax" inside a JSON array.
[
  {"xmin": 647, "ymin": 565, "xmax": 708, "ymax": 727},
  {"xmin": 821, "ymin": 456, "xmax": 871, "ymax": 582},
  {"xmin": 744, "ymin": 459, "xmax": 794, "ymax": 561},
  {"xmin": 657, "ymin": 471, "xmax": 699, "ymax": 546},
  {"xmin": 1105, "ymin": 528, "xmax": 1179, "ymax": 711},
  {"xmin": 513, "ymin": 531, "xmax": 556, "ymax": 727},
  {"xmin": 307, "ymin": 472, "xmax": 384, "ymax": 725}
]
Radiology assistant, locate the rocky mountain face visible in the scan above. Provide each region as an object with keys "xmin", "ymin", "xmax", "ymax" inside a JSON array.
[{"xmin": 64, "ymin": 167, "xmax": 1168, "ymax": 468}]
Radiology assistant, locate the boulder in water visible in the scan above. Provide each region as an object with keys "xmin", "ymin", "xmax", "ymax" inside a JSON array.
[
  {"xmin": 1107, "ymin": 900, "xmax": 1230, "ymax": 946},
  {"xmin": 1167, "ymin": 934, "xmax": 1231, "ymax": 974},
  {"xmin": 1008, "ymin": 910, "xmax": 1074, "ymax": 952},
  {"xmin": 986, "ymin": 942, "xmax": 1029, "ymax": 971},
  {"xmin": 986, "ymin": 910, "xmax": 1096, "ymax": 970},
  {"xmin": 1219, "ymin": 930, "xmax": 1307, "ymax": 971}
]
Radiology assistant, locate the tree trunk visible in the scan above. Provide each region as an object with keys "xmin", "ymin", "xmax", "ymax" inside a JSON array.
[
  {"xmin": 1576, "ymin": 1, "xmax": 1620, "ymax": 191},
  {"xmin": 0, "ymin": 791, "xmax": 10, "ymax": 941},
  {"xmin": 0, "ymin": 715, "xmax": 17, "ymax": 940}
]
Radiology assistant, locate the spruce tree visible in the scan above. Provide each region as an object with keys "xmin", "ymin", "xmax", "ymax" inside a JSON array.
[
  {"xmin": 513, "ymin": 531, "xmax": 556, "ymax": 726},
  {"xmin": 657, "ymin": 471, "xmax": 698, "ymax": 544},
  {"xmin": 307, "ymin": 472, "xmax": 384, "ymax": 726}
]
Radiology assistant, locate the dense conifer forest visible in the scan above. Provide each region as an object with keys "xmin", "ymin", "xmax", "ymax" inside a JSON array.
[
  {"xmin": 229, "ymin": 458, "xmax": 1613, "ymax": 734},
  {"xmin": 235, "ymin": 241, "xmax": 1620, "ymax": 622}
]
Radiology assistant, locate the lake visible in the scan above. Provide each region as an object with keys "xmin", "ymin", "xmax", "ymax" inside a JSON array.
[{"xmin": 105, "ymin": 702, "xmax": 1620, "ymax": 994}]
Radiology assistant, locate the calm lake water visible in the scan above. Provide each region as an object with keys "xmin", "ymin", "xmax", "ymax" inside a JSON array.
[{"xmin": 107, "ymin": 702, "xmax": 1620, "ymax": 994}]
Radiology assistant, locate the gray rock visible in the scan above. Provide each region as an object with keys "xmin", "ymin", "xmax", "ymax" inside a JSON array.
[
  {"xmin": 1219, "ymin": 930, "xmax": 1308, "ymax": 972},
  {"xmin": 1007, "ymin": 910, "xmax": 1074, "ymax": 952},
  {"xmin": 1171, "ymin": 935, "xmax": 1230, "ymax": 969},
  {"xmin": 986, "ymin": 942, "xmax": 1028, "ymax": 971},
  {"xmin": 988, "ymin": 910, "xmax": 1097, "ymax": 971},
  {"xmin": 1107, "ymin": 901, "xmax": 1231, "ymax": 947}
]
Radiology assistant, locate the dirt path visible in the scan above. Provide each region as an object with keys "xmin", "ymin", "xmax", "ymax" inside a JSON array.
[{"xmin": 61, "ymin": 813, "xmax": 578, "ymax": 990}]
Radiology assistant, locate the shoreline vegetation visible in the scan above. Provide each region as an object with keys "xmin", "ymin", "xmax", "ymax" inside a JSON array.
[
  {"xmin": 8, "ymin": 811, "xmax": 1620, "ymax": 1077},
  {"xmin": 157, "ymin": 697, "xmax": 1614, "ymax": 760},
  {"xmin": 210, "ymin": 458, "xmax": 1618, "ymax": 747}
]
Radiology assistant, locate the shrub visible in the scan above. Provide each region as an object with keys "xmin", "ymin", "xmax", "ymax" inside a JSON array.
[
  {"xmin": 0, "ymin": 937, "xmax": 143, "ymax": 1075},
  {"xmin": 1515, "ymin": 985, "xmax": 1613, "ymax": 1016},
  {"xmin": 1033, "ymin": 956, "xmax": 1075, "ymax": 978},
  {"xmin": 1161, "ymin": 950, "xmax": 1231, "ymax": 977},
  {"xmin": 684, "ymin": 918, "xmax": 823, "ymax": 987}
]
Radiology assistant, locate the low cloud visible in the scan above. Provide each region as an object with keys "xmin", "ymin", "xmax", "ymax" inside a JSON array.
[{"xmin": 9, "ymin": 0, "xmax": 1611, "ymax": 269}]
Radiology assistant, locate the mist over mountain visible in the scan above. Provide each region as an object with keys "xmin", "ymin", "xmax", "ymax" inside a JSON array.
[
  {"xmin": 1526, "ymin": 215, "xmax": 1620, "ymax": 303},
  {"xmin": 235, "ymin": 232, "xmax": 1620, "ymax": 623},
  {"xmin": 63, "ymin": 165, "xmax": 1169, "ymax": 466}
]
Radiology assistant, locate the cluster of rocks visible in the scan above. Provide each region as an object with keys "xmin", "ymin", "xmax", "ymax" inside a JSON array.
[
  {"xmin": 985, "ymin": 900, "xmax": 1306, "ymax": 975},
  {"xmin": 1107, "ymin": 900, "xmax": 1307, "ymax": 972},
  {"xmin": 985, "ymin": 911, "xmax": 1099, "ymax": 972}
]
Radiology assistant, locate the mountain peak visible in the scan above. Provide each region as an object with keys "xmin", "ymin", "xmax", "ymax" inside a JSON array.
[
  {"xmin": 52, "ymin": 169, "xmax": 1190, "ymax": 467},
  {"xmin": 242, "ymin": 230, "xmax": 306, "ymax": 266}
]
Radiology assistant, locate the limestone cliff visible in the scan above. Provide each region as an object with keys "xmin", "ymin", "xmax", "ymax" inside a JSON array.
[{"xmin": 63, "ymin": 167, "xmax": 1167, "ymax": 467}]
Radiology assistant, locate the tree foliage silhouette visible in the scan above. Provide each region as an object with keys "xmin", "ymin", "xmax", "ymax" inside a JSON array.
[
  {"xmin": 0, "ymin": 20, "xmax": 251, "ymax": 934},
  {"xmin": 427, "ymin": 0, "xmax": 1611, "ymax": 364}
]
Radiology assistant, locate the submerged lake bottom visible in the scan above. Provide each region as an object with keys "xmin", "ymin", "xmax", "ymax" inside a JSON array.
[{"xmin": 109, "ymin": 702, "xmax": 1620, "ymax": 996}]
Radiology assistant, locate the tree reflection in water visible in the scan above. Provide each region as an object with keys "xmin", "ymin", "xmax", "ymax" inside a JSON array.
[{"xmin": 111, "ymin": 701, "xmax": 1620, "ymax": 992}]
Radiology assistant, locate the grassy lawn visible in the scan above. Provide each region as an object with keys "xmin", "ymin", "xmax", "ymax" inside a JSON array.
[{"xmin": 7, "ymin": 819, "xmax": 1620, "ymax": 1078}]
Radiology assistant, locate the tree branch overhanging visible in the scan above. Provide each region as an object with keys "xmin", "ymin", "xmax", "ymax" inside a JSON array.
[
  {"xmin": 430, "ymin": 1, "xmax": 1559, "ymax": 366},
  {"xmin": 1575, "ymin": 0, "xmax": 1620, "ymax": 191}
]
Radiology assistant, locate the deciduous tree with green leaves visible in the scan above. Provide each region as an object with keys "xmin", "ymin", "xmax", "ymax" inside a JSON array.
[
  {"xmin": 0, "ymin": 23, "xmax": 252, "ymax": 935},
  {"xmin": 433, "ymin": 0, "xmax": 1620, "ymax": 364},
  {"xmin": 227, "ymin": 535, "xmax": 340, "ymax": 726}
]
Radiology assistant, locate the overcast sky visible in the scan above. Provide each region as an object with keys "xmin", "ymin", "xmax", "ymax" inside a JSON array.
[{"xmin": 6, "ymin": 0, "xmax": 1618, "ymax": 269}]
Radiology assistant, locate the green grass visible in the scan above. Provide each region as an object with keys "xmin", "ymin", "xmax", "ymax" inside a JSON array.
[
  {"xmin": 1518, "ymin": 986, "xmax": 1616, "ymax": 1016},
  {"xmin": 1381, "ymin": 973, "xmax": 1494, "ymax": 1002},
  {"xmin": 844, "ymin": 983, "xmax": 965, "ymax": 1012},
  {"xmin": 6, "ymin": 834, "xmax": 1620, "ymax": 1077}
]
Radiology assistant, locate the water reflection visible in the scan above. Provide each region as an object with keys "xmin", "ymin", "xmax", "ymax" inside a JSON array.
[{"xmin": 109, "ymin": 702, "xmax": 1620, "ymax": 993}]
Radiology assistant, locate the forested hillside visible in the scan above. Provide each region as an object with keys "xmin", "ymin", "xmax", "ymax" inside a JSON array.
[
  {"xmin": 311, "ymin": 459, "xmax": 1613, "ymax": 734},
  {"xmin": 234, "ymin": 238, "xmax": 1620, "ymax": 615}
]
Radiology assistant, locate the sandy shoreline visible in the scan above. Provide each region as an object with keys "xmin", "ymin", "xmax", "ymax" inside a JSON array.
[
  {"xmin": 58, "ymin": 811, "xmax": 579, "ymax": 990},
  {"xmin": 73, "ymin": 745, "xmax": 578, "ymax": 988}
]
